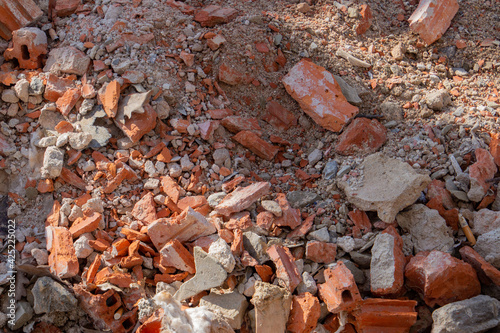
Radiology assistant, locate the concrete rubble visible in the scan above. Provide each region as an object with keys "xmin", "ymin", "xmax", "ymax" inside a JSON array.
[{"xmin": 0, "ymin": 0, "xmax": 499, "ymax": 331}]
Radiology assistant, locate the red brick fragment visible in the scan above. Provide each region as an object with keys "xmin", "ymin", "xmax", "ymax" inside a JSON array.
[
  {"xmin": 233, "ymin": 131, "xmax": 279, "ymax": 161},
  {"xmin": 335, "ymin": 118, "xmax": 387, "ymax": 156},
  {"xmin": 131, "ymin": 192, "xmax": 157, "ymax": 226},
  {"xmin": 69, "ymin": 212, "xmax": 102, "ymax": 238},
  {"xmin": 215, "ymin": 181, "xmax": 271, "ymax": 216},
  {"xmin": 160, "ymin": 239, "xmax": 195, "ymax": 274},
  {"xmin": 263, "ymin": 101, "xmax": 297, "ymax": 131},
  {"xmin": 0, "ymin": 0, "xmax": 43, "ymax": 40},
  {"xmin": 287, "ymin": 292, "xmax": 321, "ymax": 333},
  {"xmin": 408, "ymin": 0, "xmax": 459, "ymax": 45},
  {"xmin": 459, "ymin": 246, "xmax": 500, "ymax": 286},
  {"xmin": 4, "ymin": 27, "xmax": 47, "ymax": 68},
  {"xmin": 46, "ymin": 226, "xmax": 79, "ymax": 278},
  {"xmin": 318, "ymin": 261, "xmax": 361, "ymax": 313},
  {"xmin": 194, "ymin": 5, "xmax": 238, "ymax": 27},
  {"xmin": 221, "ymin": 116, "xmax": 262, "ymax": 134},
  {"xmin": 356, "ymin": 4, "xmax": 372, "ymax": 35},
  {"xmin": 306, "ymin": 241, "xmax": 337, "ymax": 264},
  {"xmin": 267, "ymin": 244, "xmax": 301, "ymax": 292}
]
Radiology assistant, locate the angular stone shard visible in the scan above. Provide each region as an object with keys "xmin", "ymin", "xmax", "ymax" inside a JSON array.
[
  {"xmin": 43, "ymin": 46, "xmax": 91, "ymax": 76},
  {"xmin": 174, "ymin": 247, "xmax": 227, "ymax": 301},
  {"xmin": 405, "ymin": 250, "xmax": 481, "ymax": 307},
  {"xmin": 339, "ymin": 153, "xmax": 431, "ymax": 223},
  {"xmin": 474, "ymin": 228, "xmax": 500, "ymax": 269},
  {"xmin": 408, "ymin": 0, "xmax": 459, "ymax": 45},
  {"xmin": 370, "ymin": 232, "xmax": 405, "ymax": 296},
  {"xmin": 282, "ymin": 59, "xmax": 358, "ymax": 132},
  {"xmin": 251, "ymin": 281, "xmax": 292, "ymax": 333},
  {"xmin": 32, "ymin": 277, "xmax": 77, "ymax": 314}
]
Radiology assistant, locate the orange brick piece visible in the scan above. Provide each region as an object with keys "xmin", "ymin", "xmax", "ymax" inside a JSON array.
[
  {"xmin": 69, "ymin": 212, "xmax": 102, "ymax": 238},
  {"xmin": 490, "ymin": 132, "xmax": 500, "ymax": 167},
  {"xmin": 306, "ymin": 241, "xmax": 337, "ymax": 264},
  {"xmin": 159, "ymin": 239, "xmax": 195, "ymax": 274},
  {"xmin": 287, "ymin": 292, "xmax": 321, "ymax": 333},
  {"xmin": 459, "ymin": 246, "xmax": 500, "ymax": 286},
  {"xmin": 282, "ymin": 59, "xmax": 358, "ymax": 132},
  {"xmin": 3, "ymin": 27, "xmax": 47, "ymax": 68},
  {"xmin": 318, "ymin": 261, "xmax": 361, "ymax": 313},
  {"xmin": 131, "ymin": 192, "xmax": 157, "ymax": 226},
  {"xmin": 408, "ymin": 0, "xmax": 459, "ymax": 45},
  {"xmin": 350, "ymin": 298, "xmax": 418, "ymax": 333},
  {"xmin": 267, "ymin": 244, "xmax": 301, "ymax": 292},
  {"xmin": 46, "ymin": 226, "xmax": 79, "ymax": 278},
  {"xmin": 0, "ymin": 0, "xmax": 43, "ymax": 40},
  {"xmin": 215, "ymin": 182, "xmax": 271, "ymax": 217},
  {"xmin": 233, "ymin": 130, "xmax": 278, "ymax": 161},
  {"xmin": 405, "ymin": 250, "xmax": 481, "ymax": 307},
  {"xmin": 335, "ymin": 118, "xmax": 387, "ymax": 156}
]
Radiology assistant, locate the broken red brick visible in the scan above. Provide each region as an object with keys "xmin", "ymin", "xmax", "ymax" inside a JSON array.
[
  {"xmin": 468, "ymin": 148, "xmax": 497, "ymax": 202},
  {"xmin": 274, "ymin": 193, "xmax": 302, "ymax": 229},
  {"xmin": 215, "ymin": 181, "xmax": 271, "ymax": 216},
  {"xmin": 490, "ymin": 132, "xmax": 500, "ymax": 167},
  {"xmin": 114, "ymin": 103, "xmax": 157, "ymax": 143},
  {"xmin": 287, "ymin": 292, "xmax": 321, "ymax": 333},
  {"xmin": 102, "ymin": 80, "xmax": 120, "ymax": 118},
  {"xmin": 44, "ymin": 74, "xmax": 75, "ymax": 102},
  {"xmin": 56, "ymin": 87, "xmax": 81, "ymax": 116},
  {"xmin": 256, "ymin": 211, "xmax": 275, "ymax": 230},
  {"xmin": 255, "ymin": 264, "xmax": 273, "ymax": 283},
  {"xmin": 350, "ymin": 298, "xmax": 418, "ymax": 333},
  {"xmin": 335, "ymin": 118, "xmax": 387, "ymax": 156},
  {"xmin": 69, "ymin": 212, "xmax": 102, "ymax": 238},
  {"xmin": 54, "ymin": 0, "xmax": 80, "ymax": 17},
  {"xmin": 306, "ymin": 241, "xmax": 337, "ymax": 264},
  {"xmin": 282, "ymin": 59, "xmax": 358, "ymax": 132},
  {"xmin": 233, "ymin": 130, "xmax": 279, "ymax": 161},
  {"xmin": 46, "ymin": 226, "xmax": 79, "ymax": 278},
  {"xmin": 218, "ymin": 62, "xmax": 246, "ymax": 85},
  {"xmin": 408, "ymin": 0, "xmax": 459, "ymax": 45},
  {"xmin": 263, "ymin": 101, "xmax": 297, "ymax": 131},
  {"xmin": 131, "ymin": 192, "xmax": 157, "ymax": 226},
  {"xmin": 37, "ymin": 179, "xmax": 54, "ymax": 193},
  {"xmin": 405, "ymin": 250, "xmax": 481, "ymax": 307},
  {"xmin": 161, "ymin": 175, "xmax": 182, "ymax": 204},
  {"xmin": 60, "ymin": 167, "xmax": 87, "ymax": 190},
  {"xmin": 4, "ymin": 27, "xmax": 47, "ymax": 68},
  {"xmin": 267, "ymin": 244, "xmax": 301, "ymax": 292},
  {"xmin": 160, "ymin": 239, "xmax": 195, "ymax": 274},
  {"xmin": 318, "ymin": 261, "xmax": 361, "ymax": 313},
  {"xmin": 356, "ymin": 4, "xmax": 373, "ymax": 35},
  {"xmin": 0, "ymin": 0, "xmax": 43, "ymax": 40},
  {"xmin": 459, "ymin": 246, "xmax": 500, "ymax": 286},
  {"xmin": 426, "ymin": 179, "xmax": 455, "ymax": 210},
  {"xmin": 194, "ymin": 5, "xmax": 238, "ymax": 27},
  {"xmin": 348, "ymin": 209, "xmax": 372, "ymax": 233},
  {"xmin": 221, "ymin": 116, "xmax": 262, "ymax": 134},
  {"xmin": 179, "ymin": 50, "xmax": 195, "ymax": 67}
]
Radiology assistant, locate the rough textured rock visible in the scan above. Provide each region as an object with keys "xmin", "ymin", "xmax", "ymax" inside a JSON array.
[
  {"xmin": 208, "ymin": 238, "xmax": 236, "ymax": 273},
  {"xmin": 32, "ymin": 277, "xmax": 77, "ymax": 314},
  {"xmin": 471, "ymin": 209, "xmax": 500, "ymax": 236},
  {"xmin": 425, "ymin": 89, "xmax": 451, "ymax": 111},
  {"xmin": 251, "ymin": 281, "xmax": 292, "ymax": 333},
  {"xmin": 408, "ymin": 0, "xmax": 459, "ymax": 45},
  {"xmin": 474, "ymin": 228, "xmax": 500, "ymax": 269},
  {"xmin": 459, "ymin": 246, "xmax": 500, "ymax": 285},
  {"xmin": 468, "ymin": 148, "xmax": 497, "ymax": 202},
  {"xmin": 282, "ymin": 59, "xmax": 358, "ymax": 132},
  {"xmin": 41, "ymin": 146, "xmax": 64, "ymax": 178},
  {"xmin": 43, "ymin": 46, "xmax": 91, "ymax": 76},
  {"xmin": 334, "ymin": 118, "xmax": 387, "ymax": 155},
  {"xmin": 405, "ymin": 250, "xmax": 481, "ymax": 307},
  {"xmin": 396, "ymin": 204, "xmax": 454, "ymax": 253},
  {"xmin": 370, "ymin": 232, "xmax": 404, "ymax": 296},
  {"xmin": 431, "ymin": 295, "xmax": 500, "ymax": 333},
  {"xmin": 339, "ymin": 153, "xmax": 431, "ymax": 223},
  {"xmin": 174, "ymin": 247, "xmax": 227, "ymax": 301},
  {"xmin": 200, "ymin": 291, "xmax": 248, "ymax": 329}
]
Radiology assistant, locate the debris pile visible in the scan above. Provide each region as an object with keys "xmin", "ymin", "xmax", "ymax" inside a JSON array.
[{"xmin": 0, "ymin": 0, "xmax": 499, "ymax": 332}]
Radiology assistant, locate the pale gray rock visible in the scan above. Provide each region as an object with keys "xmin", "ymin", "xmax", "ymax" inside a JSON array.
[
  {"xmin": 474, "ymin": 228, "xmax": 500, "ymax": 268},
  {"xmin": 32, "ymin": 277, "xmax": 77, "ymax": 314},
  {"xmin": 472, "ymin": 209, "xmax": 500, "ymax": 236},
  {"xmin": 200, "ymin": 291, "xmax": 248, "ymax": 329},
  {"xmin": 426, "ymin": 89, "xmax": 451, "ymax": 111},
  {"xmin": 41, "ymin": 146, "xmax": 64, "ymax": 178}
]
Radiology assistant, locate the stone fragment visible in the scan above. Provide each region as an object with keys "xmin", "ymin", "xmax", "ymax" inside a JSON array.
[
  {"xmin": 194, "ymin": 5, "xmax": 238, "ymax": 27},
  {"xmin": 41, "ymin": 146, "xmax": 64, "ymax": 178},
  {"xmin": 351, "ymin": 299, "xmax": 418, "ymax": 333},
  {"xmin": 14, "ymin": 79, "xmax": 29, "ymax": 102},
  {"xmin": 391, "ymin": 42, "xmax": 406, "ymax": 61},
  {"xmin": 251, "ymin": 281, "xmax": 292, "ymax": 333},
  {"xmin": 339, "ymin": 153, "xmax": 431, "ymax": 223},
  {"xmin": 44, "ymin": 46, "xmax": 91, "ymax": 76},
  {"xmin": 46, "ymin": 226, "xmax": 79, "ymax": 278},
  {"xmin": 243, "ymin": 231, "xmax": 269, "ymax": 263},
  {"xmin": 405, "ymin": 250, "xmax": 481, "ymax": 307},
  {"xmin": 282, "ymin": 59, "xmax": 358, "ymax": 132},
  {"xmin": 408, "ymin": 0, "xmax": 459, "ymax": 45},
  {"xmin": 73, "ymin": 233, "xmax": 94, "ymax": 258},
  {"xmin": 174, "ymin": 247, "xmax": 227, "ymax": 301},
  {"xmin": 297, "ymin": 3, "xmax": 310, "ymax": 13},
  {"xmin": 431, "ymin": 295, "xmax": 500, "ymax": 333},
  {"xmin": 68, "ymin": 132, "xmax": 92, "ymax": 150},
  {"xmin": 208, "ymin": 238, "xmax": 236, "ymax": 273},
  {"xmin": 233, "ymin": 131, "xmax": 278, "ymax": 161},
  {"xmin": 318, "ymin": 261, "xmax": 362, "ymax": 313},
  {"xmin": 8, "ymin": 301, "xmax": 33, "ymax": 331},
  {"xmin": 426, "ymin": 89, "xmax": 451, "ymax": 111},
  {"xmin": 0, "ymin": 0, "xmax": 43, "ymax": 40},
  {"xmin": 468, "ymin": 148, "xmax": 497, "ymax": 202},
  {"xmin": 286, "ymin": 191, "xmax": 320, "ymax": 208},
  {"xmin": 370, "ymin": 232, "xmax": 404, "ymax": 296},
  {"xmin": 397, "ymin": 204, "xmax": 453, "ymax": 254},
  {"xmin": 147, "ymin": 207, "xmax": 216, "ymax": 251},
  {"xmin": 215, "ymin": 182, "xmax": 270, "ymax": 216},
  {"xmin": 160, "ymin": 239, "xmax": 195, "ymax": 274},
  {"xmin": 474, "ymin": 228, "xmax": 500, "ymax": 268},
  {"xmin": 32, "ymin": 277, "xmax": 77, "ymax": 314},
  {"xmin": 287, "ymin": 292, "xmax": 321, "ymax": 333},
  {"xmin": 200, "ymin": 291, "xmax": 248, "ymax": 329},
  {"xmin": 335, "ymin": 118, "xmax": 387, "ymax": 155},
  {"xmin": 459, "ymin": 246, "xmax": 500, "ymax": 285},
  {"xmin": 471, "ymin": 209, "xmax": 500, "ymax": 236},
  {"xmin": 267, "ymin": 244, "xmax": 301, "ymax": 292},
  {"xmin": 333, "ymin": 75, "xmax": 362, "ymax": 105},
  {"xmin": 306, "ymin": 241, "xmax": 337, "ymax": 264},
  {"xmin": 1, "ymin": 89, "xmax": 18, "ymax": 103}
]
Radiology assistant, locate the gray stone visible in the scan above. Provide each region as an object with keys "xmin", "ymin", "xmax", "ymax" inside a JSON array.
[
  {"xmin": 370, "ymin": 233, "xmax": 397, "ymax": 292},
  {"xmin": 69, "ymin": 132, "xmax": 93, "ymax": 150},
  {"xmin": 308, "ymin": 227, "xmax": 330, "ymax": 242},
  {"xmin": 261, "ymin": 200, "xmax": 282, "ymax": 217},
  {"xmin": 308, "ymin": 148, "xmax": 323, "ymax": 166},
  {"xmin": 426, "ymin": 89, "xmax": 451, "ymax": 111},
  {"xmin": 32, "ymin": 277, "xmax": 77, "ymax": 314},
  {"xmin": 14, "ymin": 79, "xmax": 29, "ymax": 102},
  {"xmin": 36, "ymin": 136, "xmax": 57, "ymax": 148},
  {"xmin": 208, "ymin": 238, "xmax": 235, "ymax": 273},
  {"xmin": 39, "ymin": 109, "xmax": 65, "ymax": 131},
  {"xmin": 474, "ymin": 228, "xmax": 500, "ymax": 268},
  {"xmin": 31, "ymin": 248, "xmax": 48, "ymax": 265},
  {"xmin": 8, "ymin": 301, "xmax": 33, "ymax": 330},
  {"xmin": 76, "ymin": 106, "xmax": 111, "ymax": 148},
  {"xmin": 29, "ymin": 77, "xmax": 44, "ymax": 95},
  {"xmin": 213, "ymin": 148, "xmax": 231, "ymax": 168},
  {"xmin": 451, "ymin": 190, "xmax": 469, "ymax": 202},
  {"xmin": 323, "ymin": 160, "xmax": 338, "ymax": 180},
  {"xmin": 200, "ymin": 291, "xmax": 248, "ymax": 329},
  {"xmin": 493, "ymin": 189, "xmax": 500, "ymax": 211},
  {"xmin": 243, "ymin": 232, "xmax": 269, "ymax": 263},
  {"xmin": 431, "ymin": 295, "xmax": 500, "ymax": 333},
  {"xmin": 73, "ymin": 233, "xmax": 94, "ymax": 258},
  {"xmin": 208, "ymin": 192, "xmax": 226, "ymax": 208},
  {"xmin": 42, "ymin": 146, "xmax": 64, "ymax": 178},
  {"xmin": 56, "ymin": 132, "xmax": 70, "ymax": 147},
  {"xmin": 0, "ymin": 312, "xmax": 6, "ymax": 328},
  {"xmin": 472, "ymin": 209, "xmax": 500, "ymax": 236},
  {"xmin": 251, "ymin": 281, "xmax": 291, "ymax": 333},
  {"xmin": 174, "ymin": 247, "xmax": 227, "ymax": 301},
  {"xmin": 287, "ymin": 191, "xmax": 320, "ymax": 208},
  {"xmin": 167, "ymin": 163, "xmax": 182, "ymax": 178},
  {"xmin": 337, "ymin": 236, "xmax": 355, "ymax": 253},
  {"xmin": 116, "ymin": 91, "xmax": 151, "ymax": 120},
  {"xmin": 1, "ymin": 89, "xmax": 19, "ymax": 103},
  {"xmin": 297, "ymin": 271, "xmax": 317, "ymax": 294},
  {"xmin": 44, "ymin": 47, "xmax": 90, "ymax": 76},
  {"xmin": 339, "ymin": 259, "xmax": 365, "ymax": 284},
  {"xmin": 380, "ymin": 101, "xmax": 403, "ymax": 122},
  {"xmin": 396, "ymin": 204, "xmax": 454, "ymax": 254},
  {"xmin": 339, "ymin": 153, "xmax": 431, "ymax": 223},
  {"xmin": 349, "ymin": 251, "xmax": 371, "ymax": 269}
]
